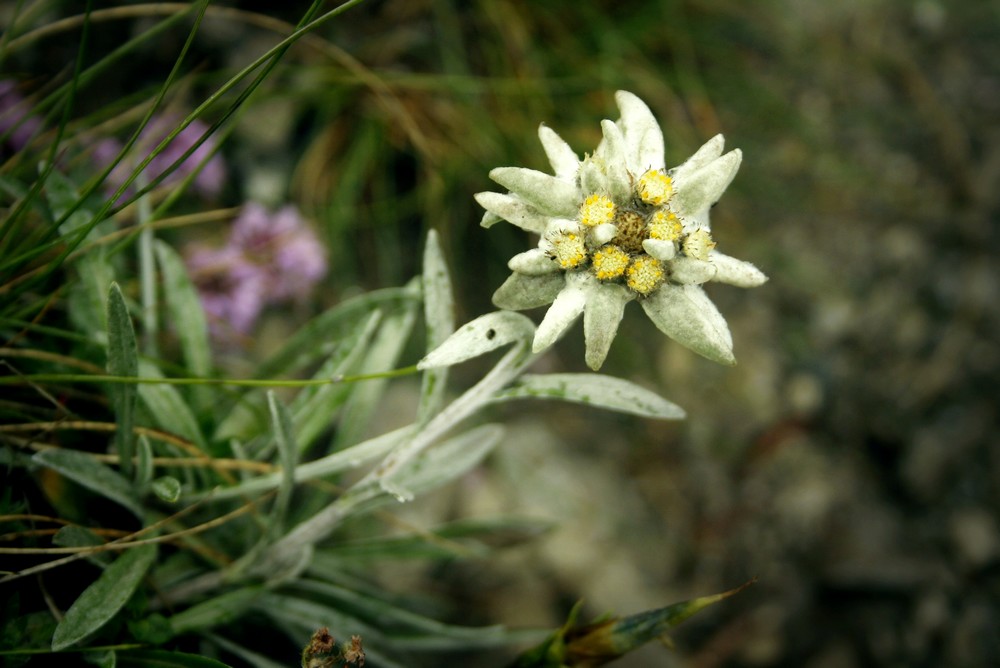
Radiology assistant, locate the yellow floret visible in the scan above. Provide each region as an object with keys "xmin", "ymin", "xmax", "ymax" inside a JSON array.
[
  {"xmin": 549, "ymin": 231, "xmax": 588, "ymax": 269},
  {"xmin": 591, "ymin": 244, "xmax": 630, "ymax": 281},
  {"xmin": 626, "ymin": 255, "xmax": 665, "ymax": 295},
  {"xmin": 637, "ymin": 170, "xmax": 673, "ymax": 206},
  {"xmin": 579, "ymin": 193, "xmax": 616, "ymax": 227},
  {"xmin": 682, "ymin": 228, "xmax": 716, "ymax": 261},
  {"xmin": 647, "ymin": 209, "xmax": 683, "ymax": 241}
]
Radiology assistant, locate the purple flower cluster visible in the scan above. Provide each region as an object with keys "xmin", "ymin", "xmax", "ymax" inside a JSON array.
[
  {"xmin": 0, "ymin": 80, "xmax": 43, "ymax": 153},
  {"xmin": 94, "ymin": 114, "xmax": 226, "ymax": 201},
  {"xmin": 186, "ymin": 203, "xmax": 327, "ymax": 340}
]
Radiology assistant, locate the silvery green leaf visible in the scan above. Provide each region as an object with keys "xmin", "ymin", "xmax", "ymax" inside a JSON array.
[
  {"xmin": 291, "ymin": 311, "xmax": 379, "ymax": 450},
  {"xmin": 151, "ymin": 477, "xmax": 181, "ymax": 503},
  {"xmin": 579, "ymin": 155, "xmax": 607, "ymax": 196},
  {"xmin": 195, "ymin": 426, "xmax": 410, "ymax": 502},
  {"xmin": 419, "ymin": 230, "xmax": 455, "ymax": 423},
  {"xmin": 670, "ymin": 257, "xmax": 718, "ymax": 285},
  {"xmin": 137, "ymin": 361, "xmax": 206, "ymax": 449},
  {"xmin": 641, "ymin": 284, "xmax": 735, "ymax": 365},
  {"xmin": 106, "ymin": 282, "xmax": 137, "ymax": 478},
  {"xmin": 382, "ymin": 424, "xmax": 503, "ymax": 500},
  {"xmin": 254, "ymin": 282, "xmax": 419, "ymax": 380},
  {"xmin": 333, "ymin": 303, "xmax": 418, "ymax": 450},
  {"xmin": 488, "ymin": 167, "xmax": 579, "ymax": 216},
  {"xmin": 136, "ymin": 434, "xmax": 153, "ymax": 493},
  {"xmin": 474, "ymin": 191, "xmax": 550, "ymax": 233},
  {"xmin": 583, "ymin": 281, "xmax": 632, "ymax": 370},
  {"xmin": 53, "ymin": 525, "xmax": 111, "ymax": 567},
  {"xmin": 154, "ymin": 241, "xmax": 210, "ymax": 379},
  {"xmin": 590, "ymin": 222, "xmax": 618, "ymax": 246},
  {"xmin": 493, "ymin": 374, "xmax": 685, "ymax": 420},
  {"xmin": 167, "ymin": 587, "xmax": 264, "ymax": 637},
  {"xmin": 267, "ymin": 391, "xmax": 297, "ymax": 537},
  {"xmin": 616, "ymin": 90, "xmax": 665, "ymax": 172},
  {"xmin": 532, "ymin": 278, "xmax": 587, "ymax": 353},
  {"xmin": 493, "ymin": 272, "xmax": 564, "ymax": 310},
  {"xmin": 597, "ymin": 120, "xmax": 631, "ymax": 201},
  {"xmin": 51, "ymin": 544, "xmax": 157, "ymax": 650},
  {"xmin": 671, "ymin": 134, "xmax": 725, "ymax": 182},
  {"xmin": 538, "ymin": 123, "xmax": 580, "ymax": 180},
  {"xmin": 480, "ymin": 209, "xmax": 502, "ymax": 228},
  {"xmin": 508, "ymin": 248, "xmax": 559, "ymax": 275},
  {"xmin": 33, "ymin": 449, "xmax": 142, "ymax": 518},
  {"xmin": 711, "ymin": 251, "xmax": 769, "ymax": 287},
  {"xmin": 642, "ymin": 238, "xmax": 676, "ymax": 261},
  {"xmin": 418, "ymin": 311, "xmax": 535, "ymax": 369},
  {"xmin": 673, "ymin": 149, "xmax": 742, "ymax": 218}
]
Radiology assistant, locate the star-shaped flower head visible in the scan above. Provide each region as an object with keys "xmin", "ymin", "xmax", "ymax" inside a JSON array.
[{"xmin": 475, "ymin": 91, "xmax": 767, "ymax": 370}]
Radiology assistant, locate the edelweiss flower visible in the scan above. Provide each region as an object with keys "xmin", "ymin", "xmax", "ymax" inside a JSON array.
[{"xmin": 475, "ymin": 91, "xmax": 767, "ymax": 370}]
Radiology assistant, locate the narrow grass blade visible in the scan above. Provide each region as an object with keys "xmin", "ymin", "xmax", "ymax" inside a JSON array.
[
  {"xmin": 267, "ymin": 391, "xmax": 298, "ymax": 538},
  {"xmin": 154, "ymin": 240, "xmax": 211, "ymax": 379}
]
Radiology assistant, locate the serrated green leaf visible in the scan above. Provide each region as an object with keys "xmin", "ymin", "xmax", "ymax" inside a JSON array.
[
  {"xmin": 154, "ymin": 240, "xmax": 211, "ymax": 379},
  {"xmin": 491, "ymin": 373, "xmax": 686, "ymax": 420},
  {"xmin": 418, "ymin": 230, "xmax": 455, "ymax": 424},
  {"xmin": 51, "ymin": 544, "xmax": 157, "ymax": 651},
  {"xmin": 151, "ymin": 477, "xmax": 181, "ymax": 503},
  {"xmin": 33, "ymin": 449, "xmax": 142, "ymax": 518},
  {"xmin": 106, "ymin": 282, "xmax": 138, "ymax": 478}
]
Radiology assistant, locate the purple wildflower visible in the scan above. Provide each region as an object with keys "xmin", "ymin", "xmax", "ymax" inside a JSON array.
[
  {"xmin": 0, "ymin": 80, "xmax": 44, "ymax": 153},
  {"xmin": 185, "ymin": 244, "xmax": 266, "ymax": 339},
  {"xmin": 230, "ymin": 203, "xmax": 327, "ymax": 302},
  {"xmin": 184, "ymin": 203, "xmax": 326, "ymax": 342},
  {"xmin": 95, "ymin": 114, "xmax": 226, "ymax": 200}
]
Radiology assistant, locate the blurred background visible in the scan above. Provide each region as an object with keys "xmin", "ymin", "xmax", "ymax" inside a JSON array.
[{"xmin": 4, "ymin": 0, "xmax": 998, "ymax": 665}]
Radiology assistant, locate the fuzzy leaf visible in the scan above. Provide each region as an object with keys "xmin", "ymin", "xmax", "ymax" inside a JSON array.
[
  {"xmin": 154, "ymin": 241, "xmax": 211, "ymax": 378},
  {"xmin": 489, "ymin": 167, "xmax": 579, "ymax": 216},
  {"xmin": 641, "ymin": 284, "xmax": 735, "ymax": 365},
  {"xmin": 493, "ymin": 374, "xmax": 685, "ymax": 420},
  {"xmin": 418, "ymin": 311, "xmax": 535, "ymax": 369},
  {"xmin": 672, "ymin": 150, "xmax": 742, "ymax": 218},
  {"xmin": 493, "ymin": 272, "xmax": 564, "ymax": 311},
  {"xmin": 106, "ymin": 282, "xmax": 138, "ymax": 478},
  {"xmin": 33, "ymin": 449, "xmax": 142, "ymax": 517},
  {"xmin": 538, "ymin": 124, "xmax": 580, "ymax": 180},
  {"xmin": 419, "ymin": 230, "xmax": 455, "ymax": 424},
  {"xmin": 615, "ymin": 90, "xmax": 665, "ymax": 172},
  {"xmin": 51, "ymin": 544, "xmax": 157, "ymax": 650}
]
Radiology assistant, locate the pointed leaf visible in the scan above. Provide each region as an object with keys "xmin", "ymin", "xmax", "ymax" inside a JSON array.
[
  {"xmin": 33, "ymin": 449, "xmax": 142, "ymax": 517},
  {"xmin": 154, "ymin": 240, "xmax": 211, "ymax": 378},
  {"xmin": 106, "ymin": 282, "xmax": 138, "ymax": 477},
  {"xmin": 419, "ymin": 230, "xmax": 455, "ymax": 424},
  {"xmin": 51, "ymin": 544, "xmax": 157, "ymax": 650},
  {"xmin": 538, "ymin": 124, "xmax": 580, "ymax": 180},
  {"xmin": 493, "ymin": 373, "xmax": 685, "ymax": 420},
  {"xmin": 583, "ymin": 282, "xmax": 632, "ymax": 370},
  {"xmin": 616, "ymin": 90, "xmax": 665, "ymax": 172},
  {"xmin": 492, "ymin": 272, "xmax": 564, "ymax": 310},
  {"xmin": 710, "ymin": 251, "xmax": 768, "ymax": 288},
  {"xmin": 532, "ymin": 281, "xmax": 585, "ymax": 353},
  {"xmin": 418, "ymin": 311, "xmax": 535, "ymax": 369},
  {"xmin": 641, "ymin": 284, "xmax": 735, "ymax": 365},
  {"xmin": 267, "ymin": 391, "xmax": 297, "ymax": 537},
  {"xmin": 672, "ymin": 150, "xmax": 742, "ymax": 218},
  {"xmin": 489, "ymin": 167, "xmax": 579, "ymax": 216},
  {"xmin": 474, "ymin": 192, "xmax": 550, "ymax": 233},
  {"xmin": 151, "ymin": 477, "xmax": 181, "ymax": 503}
]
